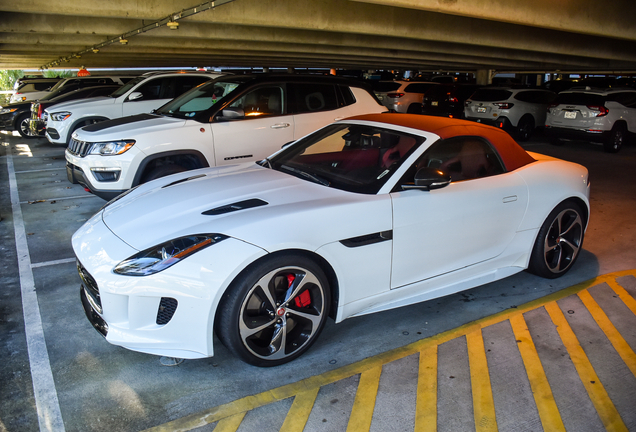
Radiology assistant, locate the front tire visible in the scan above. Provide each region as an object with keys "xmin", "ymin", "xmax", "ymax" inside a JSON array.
[
  {"xmin": 216, "ymin": 254, "xmax": 331, "ymax": 367},
  {"xmin": 528, "ymin": 202, "xmax": 585, "ymax": 279}
]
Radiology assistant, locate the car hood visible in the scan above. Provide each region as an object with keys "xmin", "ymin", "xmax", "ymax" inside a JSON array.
[
  {"xmin": 44, "ymin": 96, "xmax": 113, "ymax": 112},
  {"xmin": 101, "ymin": 163, "xmax": 391, "ymax": 252},
  {"xmin": 75, "ymin": 114, "xmax": 186, "ymax": 140}
]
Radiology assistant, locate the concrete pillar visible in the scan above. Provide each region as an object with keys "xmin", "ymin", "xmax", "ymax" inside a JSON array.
[{"xmin": 476, "ymin": 69, "xmax": 492, "ymax": 85}]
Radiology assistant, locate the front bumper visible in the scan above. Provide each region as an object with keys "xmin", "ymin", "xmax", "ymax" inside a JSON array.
[
  {"xmin": 72, "ymin": 216, "xmax": 268, "ymax": 359},
  {"xmin": 66, "ymin": 160, "xmax": 125, "ymax": 200}
]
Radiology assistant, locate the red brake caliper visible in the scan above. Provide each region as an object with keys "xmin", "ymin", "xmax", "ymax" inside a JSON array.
[{"xmin": 289, "ymin": 274, "xmax": 312, "ymax": 308}]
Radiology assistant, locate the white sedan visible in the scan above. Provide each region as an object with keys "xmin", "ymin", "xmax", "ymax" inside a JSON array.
[{"xmin": 73, "ymin": 113, "xmax": 590, "ymax": 366}]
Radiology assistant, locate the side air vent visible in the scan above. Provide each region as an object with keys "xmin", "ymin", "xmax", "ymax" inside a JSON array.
[
  {"xmin": 202, "ymin": 198, "xmax": 268, "ymax": 216},
  {"xmin": 157, "ymin": 297, "xmax": 178, "ymax": 325}
]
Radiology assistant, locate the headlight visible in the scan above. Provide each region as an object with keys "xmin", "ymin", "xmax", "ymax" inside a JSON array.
[
  {"xmin": 113, "ymin": 234, "xmax": 228, "ymax": 276},
  {"xmin": 50, "ymin": 111, "xmax": 72, "ymax": 121},
  {"xmin": 0, "ymin": 107, "xmax": 18, "ymax": 115},
  {"xmin": 88, "ymin": 140, "xmax": 135, "ymax": 156}
]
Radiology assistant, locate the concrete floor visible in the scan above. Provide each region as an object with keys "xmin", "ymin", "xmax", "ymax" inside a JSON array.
[{"xmin": 1, "ymin": 129, "xmax": 635, "ymax": 432}]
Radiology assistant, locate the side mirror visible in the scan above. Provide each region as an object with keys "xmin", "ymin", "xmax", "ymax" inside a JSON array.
[
  {"xmin": 127, "ymin": 91, "xmax": 143, "ymax": 101},
  {"xmin": 402, "ymin": 167, "xmax": 451, "ymax": 191},
  {"xmin": 219, "ymin": 107, "xmax": 245, "ymax": 120}
]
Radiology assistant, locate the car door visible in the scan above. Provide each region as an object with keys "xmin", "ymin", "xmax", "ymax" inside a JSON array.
[
  {"xmin": 211, "ymin": 84, "xmax": 295, "ymax": 164},
  {"xmin": 389, "ymin": 136, "xmax": 529, "ymax": 289}
]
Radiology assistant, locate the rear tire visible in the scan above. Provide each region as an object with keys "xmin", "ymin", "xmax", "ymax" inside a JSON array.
[
  {"xmin": 528, "ymin": 201, "xmax": 585, "ymax": 279},
  {"xmin": 515, "ymin": 116, "xmax": 534, "ymax": 142},
  {"xmin": 604, "ymin": 124, "xmax": 625, "ymax": 153}
]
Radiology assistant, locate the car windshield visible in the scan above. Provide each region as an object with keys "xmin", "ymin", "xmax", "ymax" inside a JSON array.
[
  {"xmin": 108, "ymin": 76, "xmax": 146, "ymax": 98},
  {"xmin": 267, "ymin": 123, "xmax": 424, "ymax": 194},
  {"xmin": 155, "ymin": 77, "xmax": 248, "ymax": 120}
]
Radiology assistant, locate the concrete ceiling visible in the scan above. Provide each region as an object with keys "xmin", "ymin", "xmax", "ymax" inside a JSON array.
[{"xmin": 1, "ymin": 0, "xmax": 636, "ymax": 74}]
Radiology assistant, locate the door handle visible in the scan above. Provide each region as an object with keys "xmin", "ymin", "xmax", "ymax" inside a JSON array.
[
  {"xmin": 503, "ymin": 195, "xmax": 518, "ymax": 203},
  {"xmin": 270, "ymin": 123, "xmax": 290, "ymax": 129}
]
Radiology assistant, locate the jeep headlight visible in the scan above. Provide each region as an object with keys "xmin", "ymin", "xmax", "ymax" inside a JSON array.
[
  {"xmin": 50, "ymin": 111, "xmax": 72, "ymax": 121},
  {"xmin": 88, "ymin": 140, "xmax": 135, "ymax": 156},
  {"xmin": 114, "ymin": 234, "xmax": 228, "ymax": 276}
]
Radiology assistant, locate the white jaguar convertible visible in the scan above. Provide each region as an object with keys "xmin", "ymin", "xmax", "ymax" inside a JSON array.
[{"xmin": 73, "ymin": 113, "xmax": 590, "ymax": 366}]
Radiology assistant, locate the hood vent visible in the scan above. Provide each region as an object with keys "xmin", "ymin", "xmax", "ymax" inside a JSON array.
[{"xmin": 202, "ymin": 198, "xmax": 268, "ymax": 216}]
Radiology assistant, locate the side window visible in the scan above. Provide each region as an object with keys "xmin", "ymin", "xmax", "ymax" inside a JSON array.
[
  {"xmin": 229, "ymin": 85, "xmax": 285, "ymax": 117},
  {"xmin": 174, "ymin": 76, "xmax": 210, "ymax": 95},
  {"xmin": 403, "ymin": 137, "xmax": 505, "ymax": 185},
  {"xmin": 291, "ymin": 83, "xmax": 339, "ymax": 113},
  {"xmin": 132, "ymin": 77, "xmax": 173, "ymax": 101},
  {"xmin": 338, "ymin": 85, "xmax": 356, "ymax": 107}
]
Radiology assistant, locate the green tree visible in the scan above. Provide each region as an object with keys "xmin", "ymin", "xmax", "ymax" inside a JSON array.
[{"xmin": 0, "ymin": 70, "xmax": 24, "ymax": 91}]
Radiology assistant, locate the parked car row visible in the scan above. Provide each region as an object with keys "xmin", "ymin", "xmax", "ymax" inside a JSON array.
[{"xmin": 372, "ymin": 79, "xmax": 636, "ymax": 151}]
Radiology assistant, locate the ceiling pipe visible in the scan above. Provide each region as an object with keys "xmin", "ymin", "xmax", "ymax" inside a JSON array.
[{"xmin": 40, "ymin": 0, "xmax": 236, "ymax": 70}]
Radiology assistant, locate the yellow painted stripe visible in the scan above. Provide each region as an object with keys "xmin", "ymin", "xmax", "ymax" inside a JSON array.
[
  {"xmin": 509, "ymin": 314, "xmax": 565, "ymax": 432},
  {"xmin": 142, "ymin": 270, "xmax": 636, "ymax": 432},
  {"xmin": 279, "ymin": 387, "xmax": 320, "ymax": 432},
  {"xmin": 213, "ymin": 412, "xmax": 246, "ymax": 432},
  {"xmin": 466, "ymin": 330, "xmax": 498, "ymax": 432},
  {"xmin": 607, "ymin": 279, "xmax": 636, "ymax": 316},
  {"xmin": 414, "ymin": 345, "xmax": 437, "ymax": 432},
  {"xmin": 544, "ymin": 301, "xmax": 628, "ymax": 432},
  {"xmin": 578, "ymin": 290, "xmax": 636, "ymax": 378},
  {"xmin": 346, "ymin": 366, "xmax": 382, "ymax": 432}
]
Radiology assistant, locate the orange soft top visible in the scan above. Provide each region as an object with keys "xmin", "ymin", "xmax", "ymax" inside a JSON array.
[{"xmin": 345, "ymin": 113, "xmax": 536, "ymax": 172}]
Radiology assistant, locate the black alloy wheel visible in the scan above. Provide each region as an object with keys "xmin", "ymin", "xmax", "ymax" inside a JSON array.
[{"xmin": 528, "ymin": 201, "xmax": 585, "ymax": 279}]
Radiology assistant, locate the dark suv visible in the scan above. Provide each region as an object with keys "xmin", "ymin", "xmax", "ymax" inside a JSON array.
[{"xmin": 422, "ymin": 84, "xmax": 481, "ymax": 119}]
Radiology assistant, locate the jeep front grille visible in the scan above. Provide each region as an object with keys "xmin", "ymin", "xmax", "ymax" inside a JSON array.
[{"xmin": 68, "ymin": 137, "xmax": 92, "ymax": 157}]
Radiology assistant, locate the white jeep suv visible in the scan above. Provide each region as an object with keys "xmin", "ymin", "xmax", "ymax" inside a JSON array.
[
  {"xmin": 545, "ymin": 87, "xmax": 636, "ymax": 153},
  {"xmin": 65, "ymin": 74, "xmax": 385, "ymax": 200},
  {"xmin": 44, "ymin": 71, "xmax": 221, "ymax": 145},
  {"xmin": 464, "ymin": 87, "xmax": 556, "ymax": 141}
]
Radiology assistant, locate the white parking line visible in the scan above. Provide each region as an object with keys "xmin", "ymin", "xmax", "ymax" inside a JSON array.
[
  {"xmin": 20, "ymin": 194, "xmax": 100, "ymax": 204},
  {"xmin": 15, "ymin": 168, "xmax": 66, "ymax": 173},
  {"xmin": 7, "ymin": 148, "xmax": 66, "ymax": 432},
  {"xmin": 31, "ymin": 258, "xmax": 77, "ymax": 269}
]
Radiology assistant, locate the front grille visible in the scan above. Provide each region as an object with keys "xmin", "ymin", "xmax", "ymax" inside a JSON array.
[
  {"xmin": 156, "ymin": 297, "xmax": 178, "ymax": 325},
  {"xmin": 77, "ymin": 260, "xmax": 101, "ymax": 312},
  {"xmin": 68, "ymin": 137, "xmax": 92, "ymax": 157}
]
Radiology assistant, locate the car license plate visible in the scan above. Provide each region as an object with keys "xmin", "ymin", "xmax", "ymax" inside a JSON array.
[
  {"xmin": 564, "ymin": 111, "xmax": 576, "ymax": 119},
  {"xmin": 432, "ymin": 101, "xmax": 438, "ymax": 106},
  {"xmin": 477, "ymin": 107, "xmax": 487, "ymax": 113}
]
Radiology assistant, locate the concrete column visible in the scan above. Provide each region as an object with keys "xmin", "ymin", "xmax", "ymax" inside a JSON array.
[{"xmin": 475, "ymin": 69, "xmax": 492, "ymax": 85}]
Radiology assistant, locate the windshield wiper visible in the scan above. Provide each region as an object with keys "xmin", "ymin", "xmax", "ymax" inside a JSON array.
[{"xmin": 281, "ymin": 164, "xmax": 330, "ymax": 186}]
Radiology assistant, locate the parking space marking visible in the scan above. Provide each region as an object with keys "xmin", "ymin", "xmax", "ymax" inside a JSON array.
[
  {"xmin": 142, "ymin": 270, "xmax": 636, "ymax": 432},
  {"xmin": 6, "ymin": 148, "xmax": 65, "ymax": 432},
  {"xmin": 30, "ymin": 258, "xmax": 77, "ymax": 268},
  {"xmin": 467, "ymin": 329, "xmax": 497, "ymax": 432},
  {"xmin": 509, "ymin": 314, "xmax": 566, "ymax": 432},
  {"xmin": 15, "ymin": 167, "xmax": 67, "ymax": 173},
  {"xmin": 19, "ymin": 194, "xmax": 100, "ymax": 204},
  {"xmin": 544, "ymin": 301, "xmax": 628, "ymax": 432}
]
